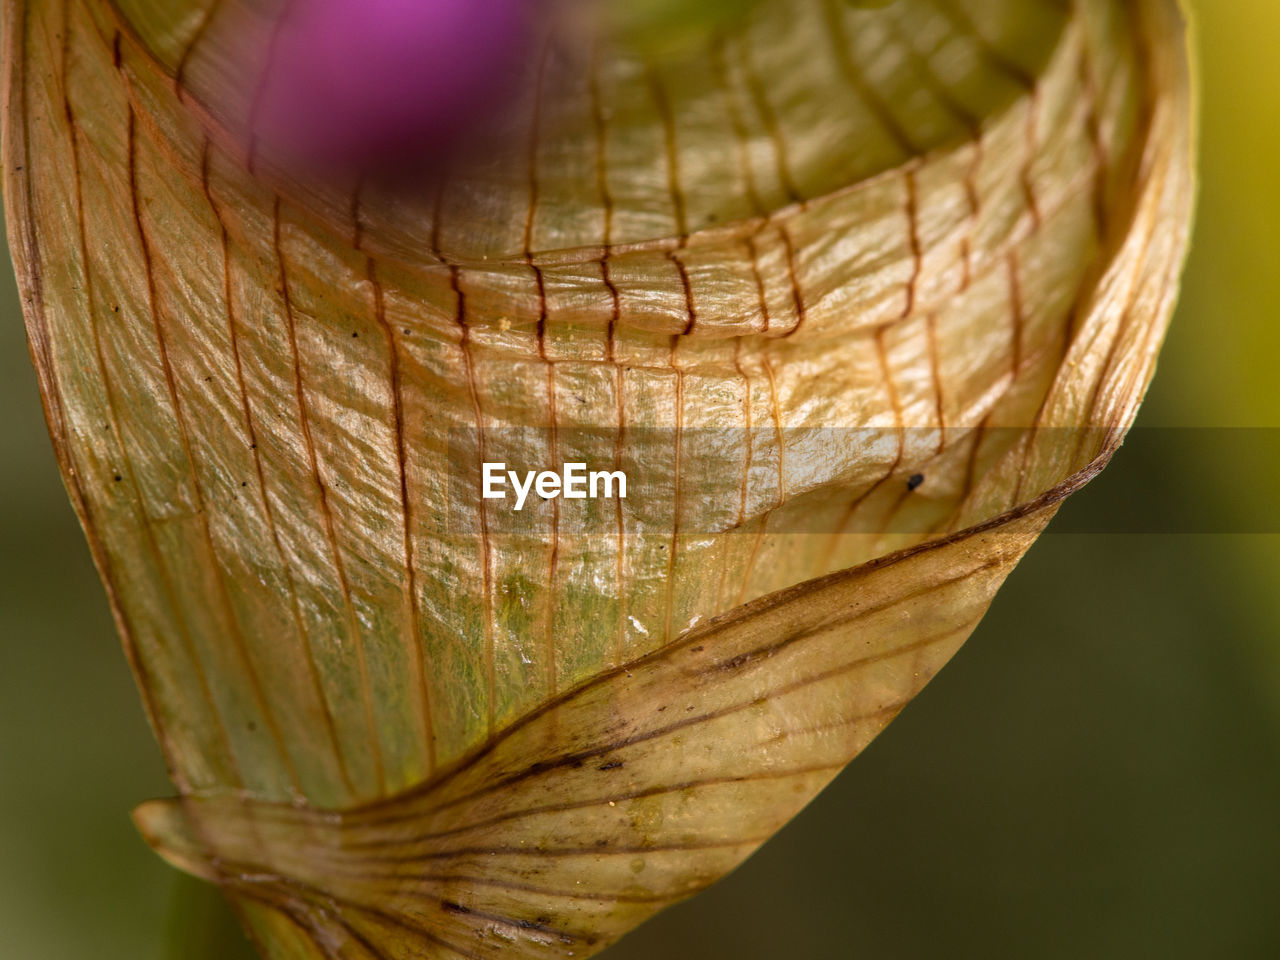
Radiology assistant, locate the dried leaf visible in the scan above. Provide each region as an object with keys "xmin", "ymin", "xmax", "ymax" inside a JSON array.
[{"xmin": 2, "ymin": 0, "xmax": 1194, "ymax": 956}]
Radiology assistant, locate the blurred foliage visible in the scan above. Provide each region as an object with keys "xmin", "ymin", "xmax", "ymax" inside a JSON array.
[{"xmin": 1, "ymin": 1, "xmax": 1278, "ymax": 957}]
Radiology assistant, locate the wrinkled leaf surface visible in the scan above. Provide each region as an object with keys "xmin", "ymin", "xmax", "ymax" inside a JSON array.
[{"xmin": 2, "ymin": 0, "xmax": 1194, "ymax": 956}]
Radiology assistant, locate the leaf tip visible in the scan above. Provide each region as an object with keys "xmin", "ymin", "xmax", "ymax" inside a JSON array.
[{"xmin": 132, "ymin": 798, "xmax": 216, "ymax": 882}]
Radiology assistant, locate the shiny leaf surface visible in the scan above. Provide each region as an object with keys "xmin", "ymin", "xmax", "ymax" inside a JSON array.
[{"xmin": 3, "ymin": 0, "xmax": 1193, "ymax": 956}]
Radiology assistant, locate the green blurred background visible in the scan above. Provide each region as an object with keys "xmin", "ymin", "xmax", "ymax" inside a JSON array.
[{"xmin": 3, "ymin": 2, "xmax": 1279, "ymax": 957}]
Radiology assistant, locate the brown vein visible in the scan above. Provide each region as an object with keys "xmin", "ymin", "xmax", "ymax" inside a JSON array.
[
  {"xmin": 339, "ymin": 871, "xmax": 694, "ymax": 906},
  {"xmin": 716, "ymin": 336, "xmax": 754, "ymax": 611},
  {"xmin": 272, "ymin": 195, "xmax": 386, "ymax": 795},
  {"xmin": 352, "ymin": 184, "xmax": 436, "ymax": 776},
  {"xmin": 664, "ymin": 319, "xmax": 686, "ymax": 645},
  {"xmin": 354, "ymin": 836, "xmax": 776, "ymax": 868},
  {"xmin": 885, "ymin": 7, "xmax": 984, "ymax": 134},
  {"xmin": 307, "ymin": 894, "xmax": 494, "ymax": 960},
  {"xmin": 710, "ymin": 31, "xmax": 773, "ymax": 335},
  {"xmin": 236, "ymin": 862, "xmax": 591, "ymax": 958},
  {"xmin": 205, "ymin": 139, "xmax": 355, "ymax": 798},
  {"xmin": 776, "ymin": 224, "xmax": 807, "ymax": 337},
  {"xmin": 173, "ymin": 0, "xmax": 224, "ymax": 96},
  {"xmin": 254, "ymin": 899, "xmax": 356, "ymax": 960},
  {"xmin": 929, "ymin": 0, "xmax": 1045, "ymax": 229},
  {"xmin": 710, "ymin": 32, "xmax": 765, "ymax": 216},
  {"xmin": 339, "ymin": 897, "xmax": 580, "ymax": 957},
  {"xmin": 244, "ymin": 0, "xmax": 299, "ymax": 171},
  {"xmin": 127, "ymin": 103, "xmax": 303, "ymax": 795},
  {"xmin": 903, "ymin": 166, "xmax": 924, "ymax": 317},
  {"xmin": 40, "ymin": 0, "xmax": 200, "ymax": 793},
  {"xmin": 647, "ymin": 67, "xmax": 689, "ymax": 240},
  {"xmin": 334, "ymin": 764, "xmax": 844, "ymax": 855},
  {"xmin": 1080, "ymin": 167, "xmax": 1170, "ymax": 440},
  {"xmin": 523, "ymin": 36, "xmax": 559, "ymax": 697},
  {"xmin": 448, "ymin": 263, "xmax": 497, "ymax": 738},
  {"xmin": 1022, "ymin": 87, "xmax": 1045, "ymax": 230},
  {"xmin": 883, "ymin": 9, "xmax": 986, "ymax": 291},
  {"xmin": 647, "ymin": 66, "xmax": 694, "ymax": 644},
  {"xmin": 251, "ymin": 887, "xmax": 472, "ymax": 960},
  {"xmin": 931, "ymin": 0, "xmax": 1040, "ymax": 91},
  {"xmin": 927, "ymin": 312, "xmax": 947, "ymax": 444},
  {"xmin": 587, "ymin": 44, "xmax": 627, "ymax": 667},
  {"xmin": 347, "ymin": 590, "xmax": 985, "ymax": 831},
  {"xmin": 746, "ymin": 234, "xmax": 771, "ymax": 333},
  {"xmin": 737, "ymin": 28, "xmax": 801, "ymax": 205},
  {"xmin": 765, "ymin": 702, "xmax": 902, "ymax": 746},
  {"xmin": 732, "ymin": 351, "xmax": 785, "ymax": 606},
  {"xmin": 821, "ymin": 327, "xmax": 906, "ymax": 567},
  {"xmin": 1075, "ymin": 0, "xmax": 1112, "ymax": 249},
  {"xmin": 301, "ymin": 904, "xmax": 390, "ymax": 960},
  {"xmin": 822, "ymin": 0, "xmax": 918, "ymax": 159},
  {"xmin": 526, "ymin": 33, "xmax": 553, "ymax": 357}
]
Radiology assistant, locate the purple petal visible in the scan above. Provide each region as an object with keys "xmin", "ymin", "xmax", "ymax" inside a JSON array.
[{"xmin": 254, "ymin": 0, "xmax": 535, "ymax": 171}]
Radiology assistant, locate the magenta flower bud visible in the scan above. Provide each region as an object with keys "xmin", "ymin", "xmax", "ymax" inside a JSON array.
[{"xmin": 253, "ymin": 0, "xmax": 535, "ymax": 173}]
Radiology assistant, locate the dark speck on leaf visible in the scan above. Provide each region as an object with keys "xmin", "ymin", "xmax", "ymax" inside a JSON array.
[
  {"xmin": 907, "ymin": 473, "xmax": 925, "ymax": 491},
  {"xmin": 442, "ymin": 901, "xmax": 471, "ymax": 915},
  {"xmin": 352, "ymin": 331, "xmax": 359, "ymax": 338},
  {"xmin": 113, "ymin": 474, "xmax": 122, "ymax": 482},
  {"xmin": 599, "ymin": 760, "xmax": 623, "ymax": 771}
]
